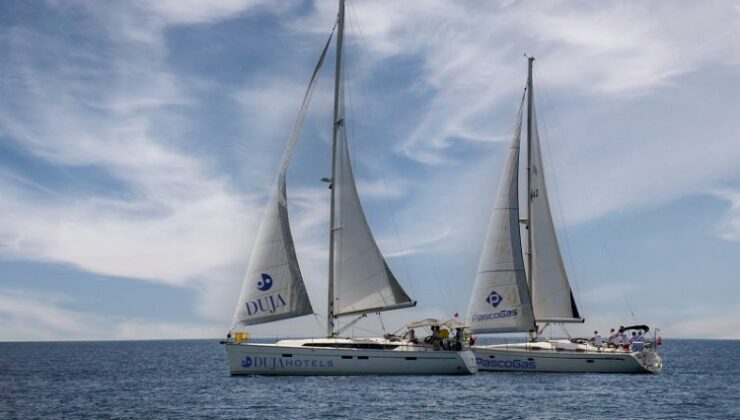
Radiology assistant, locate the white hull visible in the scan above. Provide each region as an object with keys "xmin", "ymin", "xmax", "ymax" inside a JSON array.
[
  {"xmin": 473, "ymin": 340, "xmax": 662, "ymax": 374},
  {"xmin": 225, "ymin": 338, "xmax": 477, "ymax": 375}
]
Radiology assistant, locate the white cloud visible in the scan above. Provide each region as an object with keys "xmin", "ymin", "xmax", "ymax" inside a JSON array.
[
  {"xmin": 0, "ymin": 1, "xmax": 282, "ymax": 286},
  {"xmin": 137, "ymin": 0, "xmax": 268, "ymax": 25},
  {"xmin": 666, "ymin": 306, "xmax": 740, "ymax": 340},
  {"xmin": 298, "ymin": 0, "xmax": 740, "ymax": 225},
  {"xmin": 712, "ymin": 189, "xmax": 740, "ymax": 242},
  {"xmin": 0, "ymin": 288, "xmax": 223, "ymax": 341}
]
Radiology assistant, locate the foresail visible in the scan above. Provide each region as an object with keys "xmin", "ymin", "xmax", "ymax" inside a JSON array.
[
  {"xmin": 467, "ymin": 93, "xmax": 535, "ymax": 334},
  {"xmin": 528, "ymin": 99, "xmax": 582, "ymax": 323},
  {"xmin": 231, "ymin": 26, "xmax": 336, "ymax": 329},
  {"xmin": 231, "ymin": 182, "xmax": 313, "ymax": 327},
  {"xmin": 330, "ymin": 74, "xmax": 415, "ymax": 317}
]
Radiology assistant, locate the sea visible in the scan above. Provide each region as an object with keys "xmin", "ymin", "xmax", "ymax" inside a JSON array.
[{"xmin": 1, "ymin": 339, "xmax": 738, "ymax": 419}]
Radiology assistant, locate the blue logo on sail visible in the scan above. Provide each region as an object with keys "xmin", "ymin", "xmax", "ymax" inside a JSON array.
[
  {"xmin": 243, "ymin": 273, "xmax": 286, "ymax": 317},
  {"xmin": 241, "ymin": 356, "xmax": 253, "ymax": 368},
  {"xmin": 257, "ymin": 273, "xmax": 273, "ymax": 291},
  {"xmin": 486, "ymin": 291, "xmax": 502, "ymax": 307}
]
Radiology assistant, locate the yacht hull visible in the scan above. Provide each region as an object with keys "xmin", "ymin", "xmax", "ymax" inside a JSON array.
[
  {"xmin": 225, "ymin": 342, "xmax": 477, "ymax": 375},
  {"xmin": 473, "ymin": 342, "xmax": 662, "ymax": 374}
]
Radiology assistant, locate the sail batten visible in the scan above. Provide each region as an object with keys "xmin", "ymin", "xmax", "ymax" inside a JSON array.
[{"xmin": 467, "ymin": 91, "xmax": 536, "ymax": 334}]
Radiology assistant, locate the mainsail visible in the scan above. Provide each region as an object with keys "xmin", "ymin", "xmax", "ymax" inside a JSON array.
[
  {"xmin": 468, "ymin": 57, "xmax": 582, "ymax": 333},
  {"xmin": 331, "ymin": 119, "xmax": 415, "ymax": 317},
  {"xmin": 231, "ymin": 27, "xmax": 335, "ymax": 328},
  {"xmin": 527, "ymin": 98, "xmax": 582, "ymax": 322},
  {"xmin": 329, "ymin": 10, "xmax": 415, "ymax": 318},
  {"xmin": 467, "ymin": 92, "xmax": 536, "ymax": 334}
]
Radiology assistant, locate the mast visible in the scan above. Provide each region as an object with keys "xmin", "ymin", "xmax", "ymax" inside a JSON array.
[
  {"xmin": 526, "ymin": 56, "xmax": 534, "ymax": 296},
  {"xmin": 526, "ymin": 56, "xmax": 535, "ymax": 337},
  {"xmin": 327, "ymin": 0, "xmax": 345, "ymax": 337}
]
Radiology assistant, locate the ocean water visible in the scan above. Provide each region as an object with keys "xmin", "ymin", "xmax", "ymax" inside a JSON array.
[{"xmin": 1, "ymin": 339, "xmax": 738, "ymax": 419}]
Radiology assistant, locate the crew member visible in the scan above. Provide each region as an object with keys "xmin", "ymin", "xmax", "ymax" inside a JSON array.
[
  {"xmin": 404, "ymin": 328, "xmax": 416, "ymax": 344},
  {"xmin": 592, "ymin": 330, "xmax": 603, "ymax": 346}
]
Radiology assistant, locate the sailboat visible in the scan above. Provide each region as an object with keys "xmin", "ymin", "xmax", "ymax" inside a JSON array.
[
  {"xmin": 223, "ymin": 0, "xmax": 477, "ymax": 376},
  {"xmin": 466, "ymin": 57, "xmax": 662, "ymax": 373}
]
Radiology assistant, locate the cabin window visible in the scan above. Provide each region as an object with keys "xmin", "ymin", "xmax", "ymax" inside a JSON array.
[{"xmin": 301, "ymin": 343, "xmax": 399, "ymax": 350}]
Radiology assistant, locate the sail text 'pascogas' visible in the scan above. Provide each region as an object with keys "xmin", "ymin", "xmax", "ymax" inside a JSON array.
[{"xmin": 471, "ymin": 309, "xmax": 518, "ymax": 322}]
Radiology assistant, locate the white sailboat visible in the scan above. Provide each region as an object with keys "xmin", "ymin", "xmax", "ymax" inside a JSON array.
[
  {"xmin": 223, "ymin": 0, "xmax": 477, "ymax": 376},
  {"xmin": 466, "ymin": 57, "xmax": 662, "ymax": 374}
]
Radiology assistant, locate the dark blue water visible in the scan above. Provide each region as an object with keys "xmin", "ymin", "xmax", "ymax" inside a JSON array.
[{"xmin": 1, "ymin": 339, "xmax": 738, "ymax": 419}]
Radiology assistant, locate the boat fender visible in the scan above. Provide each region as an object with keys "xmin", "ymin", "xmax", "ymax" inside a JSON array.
[{"xmin": 656, "ymin": 336, "xmax": 662, "ymax": 346}]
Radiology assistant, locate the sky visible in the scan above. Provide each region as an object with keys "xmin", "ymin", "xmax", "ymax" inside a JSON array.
[{"xmin": 1, "ymin": 0, "xmax": 739, "ymax": 341}]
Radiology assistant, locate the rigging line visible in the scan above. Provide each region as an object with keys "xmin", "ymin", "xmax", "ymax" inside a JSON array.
[
  {"xmin": 345, "ymin": 0, "xmax": 416, "ymax": 299},
  {"xmin": 377, "ymin": 312, "xmax": 387, "ymax": 334},
  {"xmin": 279, "ymin": 21, "xmax": 337, "ymax": 176},
  {"xmin": 557, "ymin": 323, "xmax": 572, "ymax": 339},
  {"xmin": 349, "ymin": 324, "xmax": 383, "ymax": 336},
  {"xmin": 534, "ymin": 67, "xmax": 637, "ymax": 321},
  {"xmin": 431, "ymin": 257, "xmax": 452, "ymax": 316},
  {"xmin": 532, "ymin": 66, "xmax": 584, "ymax": 312},
  {"xmin": 313, "ymin": 313, "xmax": 328, "ymax": 336},
  {"xmin": 343, "ymin": 22, "xmax": 357, "ymax": 167}
]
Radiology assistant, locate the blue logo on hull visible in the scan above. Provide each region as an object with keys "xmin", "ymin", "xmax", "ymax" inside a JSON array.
[
  {"xmin": 476, "ymin": 357, "xmax": 536, "ymax": 370},
  {"xmin": 239, "ymin": 355, "xmax": 335, "ymax": 370}
]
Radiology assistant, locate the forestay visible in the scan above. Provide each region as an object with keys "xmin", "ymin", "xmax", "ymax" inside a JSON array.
[
  {"xmin": 231, "ymin": 27, "xmax": 336, "ymax": 328},
  {"xmin": 467, "ymin": 93, "xmax": 536, "ymax": 334},
  {"xmin": 528, "ymin": 98, "xmax": 582, "ymax": 323}
]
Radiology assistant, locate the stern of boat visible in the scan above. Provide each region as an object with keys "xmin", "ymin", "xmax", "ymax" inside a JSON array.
[
  {"xmin": 635, "ymin": 349, "xmax": 663, "ymax": 373},
  {"xmin": 458, "ymin": 349, "xmax": 479, "ymax": 374}
]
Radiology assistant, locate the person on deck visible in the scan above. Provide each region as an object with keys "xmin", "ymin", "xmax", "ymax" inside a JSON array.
[
  {"xmin": 403, "ymin": 328, "xmax": 416, "ymax": 344},
  {"xmin": 439, "ymin": 328, "xmax": 450, "ymax": 350},
  {"xmin": 619, "ymin": 331, "xmax": 630, "ymax": 351},
  {"xmin": 431, "ymin": 326, "xmax": 442, "ymax": 350},
  {"xmin": 455, "ymin": 328, "xmax": 464, "ymax": 350},
  {"xmin": 608, "ymin": 329, "xmax": 619, "ymax": 347},
  {"xmin": 592, "ymin": 331, "xmax": 603, "ymax": 347}
]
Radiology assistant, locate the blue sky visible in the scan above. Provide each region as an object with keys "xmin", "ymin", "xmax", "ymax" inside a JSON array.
[{"xmin": 1, "ymin": 0, "xmax": 739, "ymax": 341}]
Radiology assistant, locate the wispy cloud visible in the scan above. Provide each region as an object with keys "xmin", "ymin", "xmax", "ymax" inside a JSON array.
[
  {"xmin": 0, "ymin": 288, "xmax": 223, "ymax": 341},
  {"xmin": 712, "ymin": 189, "xmax": 740, "ymax": 242}
]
